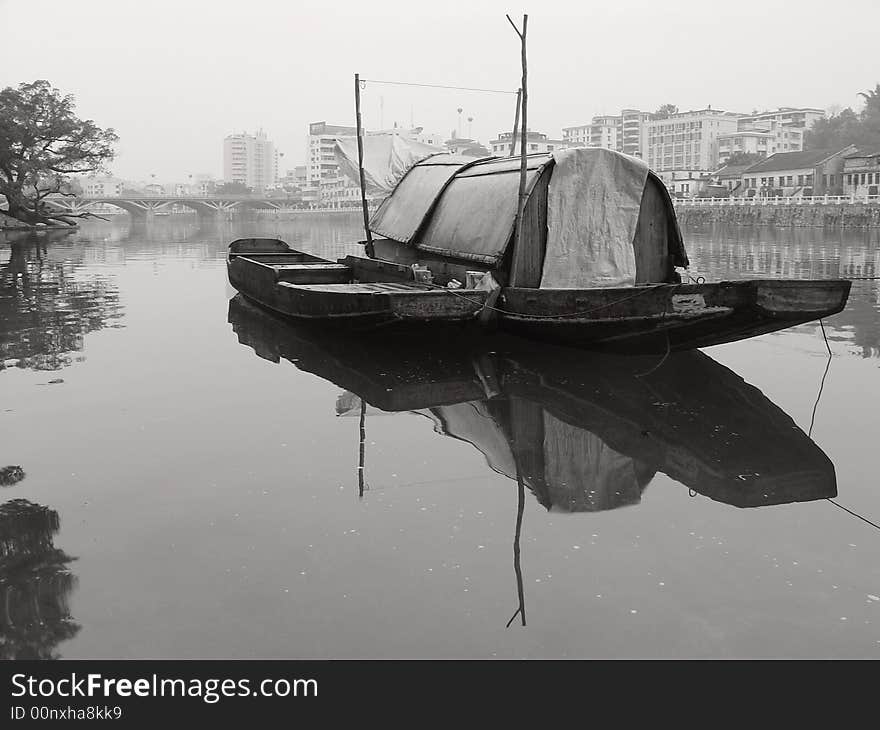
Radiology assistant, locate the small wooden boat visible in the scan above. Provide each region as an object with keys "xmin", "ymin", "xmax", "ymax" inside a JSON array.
[
  {"xmin": 228, "ymin": 294, "xmax": 837, "ymax": 510},
  {"xmin": 227, "ymin": 149, "xmax": 851, "ymax": 352}
]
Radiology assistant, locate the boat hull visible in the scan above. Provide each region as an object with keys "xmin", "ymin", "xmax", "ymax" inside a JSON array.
[{"xmin": 226, "ymin": 239, "xmax": 851, "ymax": 351}]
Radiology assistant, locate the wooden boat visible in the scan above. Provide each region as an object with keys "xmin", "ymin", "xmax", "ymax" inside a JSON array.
[
  {"xmin": 228, "ymin": 294, "xmax": 837, "ymax": 510},
  {"xmin": 227, "ymin": 148, "xmax": 851, "ymax": 352}
]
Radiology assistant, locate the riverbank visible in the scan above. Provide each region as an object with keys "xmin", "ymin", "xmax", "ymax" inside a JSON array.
[
  {"xmin": 676, "ymin": 202, "xmax": 880, "ymax": 227},
  {"xmin": 0, "ymin": 211, "xmax": 78, "ymax": 230}
]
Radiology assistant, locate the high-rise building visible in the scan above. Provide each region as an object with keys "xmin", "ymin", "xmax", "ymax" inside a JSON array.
[
  {"xmin": 619, "ymin": 109, "xmax": 653, "ymax": 158},
  {"xmin": 223, "ymin": 130, "xmax": 278, "ymax": 192},
  {"xmin": 645, "ymin": 108, "xmax": 742, "ymax": 173}
]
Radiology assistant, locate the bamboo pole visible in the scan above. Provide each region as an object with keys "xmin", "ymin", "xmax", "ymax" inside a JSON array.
[
  {"xmin": 354, "ymin": 73, "xmax": 374, "ymax": 257},
  {"xmin": 507, "ymin": 14, "xmax": 528, "ymax": 285},
  {"xmin": 509, "ymin": 88, "xmax": 522, "ymax": 158},
  {"xmin": 358, "ymin": 397, "xmax": 366, "ymax": 498}
]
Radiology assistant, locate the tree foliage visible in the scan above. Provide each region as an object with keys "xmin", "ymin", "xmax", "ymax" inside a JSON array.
[
  {"xmin": 215, "ymin": 181, "xmax": 253, "ymax": 195},
  {"xmin": 0, "ymin": 80, "xmax": 118, "ymax": 224},
  {"xmin": 654, "ymin": 103, "xmax": 678, "ymax": 119},
  {"xmin": 805, "ymin": 83, "xmax": 880, "ymax": 151}
]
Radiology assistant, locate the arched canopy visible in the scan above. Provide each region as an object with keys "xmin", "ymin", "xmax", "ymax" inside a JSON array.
[{"xmin": 369, "ymin": 148, "xmax": 688, "ymax": 286}]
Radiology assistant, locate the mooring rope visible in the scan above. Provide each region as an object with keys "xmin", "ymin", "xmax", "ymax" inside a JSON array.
[{"xmin": 808, "ymin": 319, "xmax": 832, "ymax": 438}]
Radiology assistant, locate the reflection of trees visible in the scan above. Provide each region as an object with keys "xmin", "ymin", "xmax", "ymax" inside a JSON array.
[
  {"xmin": 0, "ymin": 237, "xmax": 123, "ymax": 370},
  {"xmin": 0, "ymin": 499, "xmax": 79, "ymax": 659}
]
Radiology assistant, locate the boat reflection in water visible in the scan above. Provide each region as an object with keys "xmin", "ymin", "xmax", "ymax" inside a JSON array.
[
  {"xmin": 0, "ymin": 499, "xmax": 80, "ymax": 659},
  {"xmin": 228, "ymin": 294, "xmax": 836, "ymax": 512},
  {"xmin": 229, "ymin": 293, "xmax": 836, "ymax": 627}
]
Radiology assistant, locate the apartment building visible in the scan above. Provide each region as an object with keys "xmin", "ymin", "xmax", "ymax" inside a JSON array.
[
  {"xmin": 736, "ymin": 107, "xmax": 825, "ymax": 133},
  {"xmin": 490, "ymin": 129, "xmax": 567, "ymax": 156},
  {"xmin": 223, "ymin": 130, "xmax": 278, "ymax": 192},
  {"xmin": 645, "ymin": 108, "xmax": 742, "ymax": 172},
  {"xmin": 562, "ymin": 116, "xmax": 620, "ymax": 150},
  {"xmin": 79, "ymin": 176, "xmax": 125, "ymax": 197},
  {"xmin": 716, "ymin": 107, "xmax": 822, "ymax": 165},
  {"xmin": 620, "ymin": 109, "xmax": 652, "ymax": 158}
]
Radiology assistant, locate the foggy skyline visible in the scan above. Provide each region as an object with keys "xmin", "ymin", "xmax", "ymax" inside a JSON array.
[{"xmin": 3, "ymin": 0, "xmax": 877, "ymax": 181}]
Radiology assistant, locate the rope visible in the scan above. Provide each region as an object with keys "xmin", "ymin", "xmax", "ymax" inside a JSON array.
[
  {"xmin": 635, "ymin": 332, "xmax": 672, "ymax": 377},
  {"xmin": 827, "ymin": 499, "xmax": 880, "ymax": 532},
  {"xmin": 360, "ymin": 78, "xmax": 517, "ymax": 95},
  {"xmin": 808, "ymin": 319, "xmax": 832, "ymax": 438}
]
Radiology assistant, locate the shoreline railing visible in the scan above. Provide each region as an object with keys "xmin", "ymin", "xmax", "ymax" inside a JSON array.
[{"xmin": 674, "ymin": 195, "xmax": 880, "ymax": 206}]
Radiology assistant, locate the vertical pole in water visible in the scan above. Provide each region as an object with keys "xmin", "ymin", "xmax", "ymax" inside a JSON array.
[
  {"xmin": 506, "ymin": 460, "xmax": 527, "ymax": 628},
  {"xmin": 507, "ymin": 14, "xmax": 528, "ymax": 285},
  {"xmin": 354, "ymin": 73, "xmax": 374, "ymax": 258},
  {"xmin": 509, "ymin": 88, "xmax": 522, "ymax": 158},
  {"xmin": 358, "ymin": 397, "xmax": 367, "ymax": 498}
]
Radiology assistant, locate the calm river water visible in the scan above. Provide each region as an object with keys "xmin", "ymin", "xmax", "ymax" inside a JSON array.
[{"xmin": 2, "ymin": 216, "xmax": 880, "ymax": 659}]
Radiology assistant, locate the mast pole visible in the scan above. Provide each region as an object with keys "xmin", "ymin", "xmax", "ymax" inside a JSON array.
[
  {"xmin": 509, "ymin": 88, "xmax": 522, "ymax": 158},
  {"xmin": 354, "ymin": 73, "xmax": 374, "ymax": 257},
  {"xmin": 506, "ymin": 14, "xmax": 528, "ymax": 286}
]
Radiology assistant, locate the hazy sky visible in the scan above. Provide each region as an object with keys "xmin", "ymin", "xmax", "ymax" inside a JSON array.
[{"xmin": 3, "ymin": 0, "xmax": 878, "ymax": 182}]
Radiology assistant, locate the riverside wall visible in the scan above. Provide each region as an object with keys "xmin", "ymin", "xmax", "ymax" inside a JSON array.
[{"xmin": 675, "ymin": 203, "xmax": 880, "ymax": 228}]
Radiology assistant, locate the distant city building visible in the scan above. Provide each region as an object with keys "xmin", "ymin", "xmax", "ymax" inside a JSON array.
[
  {"xmin": 717, "ymin": 130, "xmax": 774, "ymax": 162},
  {"xmin": 444, "ymin": 135, "xmax": 490, "ymax": 157},
  {"xmin": 737, "ymin": 107, "xmax": 825, "ymax": 133},
  {"xmin": 562, "ymin": 116, "xmax": 620, "ymax": 150},
  {"xmin": 562, "ymin": 109, "xmax": 651, "ymax": 157},
  {"xmin": 223, "ymin": 130, "xmax": 278, "ymax": 192},
  {"xmin": 306, "ymin": 121, "xmax": 445, "ymax": 202},
  {"xmin": 716, "ymin": 107, "xmax": 822, "ymax": 165},
  {"xmin": 307, "ymin": 122, "xmax": 357, "ymax": 188},
  {"xmin": 620, "ymin": 109, "xmax": 652, "ymax": 158},
  {"xmin": 655, "ymin": 169, "xmax": 711, "ymax": 198},
  {"xmin": 842, "ymin": 149, "xmax": 880, "ymax": 198},
  {"xmin": 279, "ymin": 166, "xmax": 308, "ymax": 191},
  {"xmin": 646, "ymin": 108, "xmax": 742, "ymax": 172},
  {"xmin": 739, "ymin": 146, "xmax": 857, "ymax": 196},
  {"xmin": 489, "ymin": 129, "xmax": 567, "ymax": 155},
  {"xmin": 80, "ymin": 176, "xmax": 124, "ymax": 197},
  {"xmin": 191, "ymin": 174, "xmax": 216, "ymax": 196}
]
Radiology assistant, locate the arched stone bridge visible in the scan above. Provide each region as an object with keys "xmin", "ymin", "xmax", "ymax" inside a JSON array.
[{"xmin": 43, "ymin": 195, "xmax": 364, "ymax": 220}]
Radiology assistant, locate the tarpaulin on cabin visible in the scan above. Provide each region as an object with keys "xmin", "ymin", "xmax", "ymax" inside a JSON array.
[
  {"xmin": 540, "ymin": 148, "xmax": 649, "ymax": 288},
  {"xmin": 416, "ymin": 156, "xmax": 551, "ymax": 264},
  {"xmin": 334, "ymin": 134, "xmax": 445, "ymax": 196},
  {"xmin": 366, "ymin": 146, "xmax": 685, "ymax": 280},
  {"xmin": 370, "ymin": 155, "xmax": 552, "ymax": 265},
  {"xmin": 369, "ymin": 155, "xmax": 475, "ymax": 243}
]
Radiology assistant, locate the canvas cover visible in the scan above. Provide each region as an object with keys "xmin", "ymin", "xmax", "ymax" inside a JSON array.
[
  {"xmin": 369, "ymin": 155, "xmax": 475, "ymax": 243},
  {"xmin": 334, "ymin": 134, "xmax": 445, "ymax": 196},
  {"xmin": 540, "ymin": 147, "xmax": 649, "ymax": 288},
  {"xmin": 416, "ymin": 157, "xmax": 549, "ymax": 264}
]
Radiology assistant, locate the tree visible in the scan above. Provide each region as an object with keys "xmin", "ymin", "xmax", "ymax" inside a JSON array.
[
  {"xmin": 0, "ymin": 80, "xmax": 117, "ymax": 225},
  {"xmin": 654, "ymin": 103, "xmax": 678, "ymax": 119},
  {"xmin": 214, "ymin": 181, "xmax": 253, "ymax": 195},
  {"xmin": 804, "ymin": 83, "xmax": 880, "ymax": 151}
]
